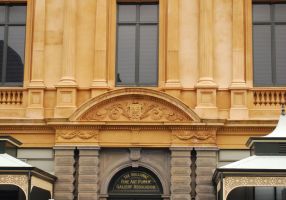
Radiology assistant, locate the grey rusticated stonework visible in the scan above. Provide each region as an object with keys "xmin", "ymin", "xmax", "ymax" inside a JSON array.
[
  {"xmin": 54, "ymin": 146, "xmax": 75, "ymax": 200},
  {"xmin": 170, "ymin": 147, "xmax": 192, "ymax": 200},
  {"xmin": 78, "ymin": 147, "xmax": 100, "ymax": 200},
  {"xmin": 195, "ymin": 148, "xmax": 217, "ymax": 200},
  {"xmin": 99, "ymin": 148, "xmax": 171, "ymax": 199}
]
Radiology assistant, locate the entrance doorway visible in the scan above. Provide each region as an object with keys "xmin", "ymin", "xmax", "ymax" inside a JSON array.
[{"xmin": 108, "ymin": 167, "xmax": 163, "ymax": 200}]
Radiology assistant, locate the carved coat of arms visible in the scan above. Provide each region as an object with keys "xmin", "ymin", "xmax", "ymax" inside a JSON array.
[{"xmin": 126, "ymin": 102, "xmax": 143, "ymax": 120}]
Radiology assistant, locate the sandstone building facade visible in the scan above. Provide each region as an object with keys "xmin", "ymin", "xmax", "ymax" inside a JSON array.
[{"xmin": 0, "ymin": 0, "xmax": 285, "ymax": 200}]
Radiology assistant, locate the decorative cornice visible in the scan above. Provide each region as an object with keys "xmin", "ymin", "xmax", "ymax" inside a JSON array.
[{"xmin": 224, "ymin": 176, "xmax": 286, "ymax": 200}]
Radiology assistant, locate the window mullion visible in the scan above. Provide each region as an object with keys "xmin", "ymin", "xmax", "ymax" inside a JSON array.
[
  {"xmin": 1, "ymin": 5, "xmax": 9, "ymax": 85},
  {"xmin": 271, "ymin": 4, "xmax": 277, "ymax": 86},
  {"xmin": 135, "ymin": 5, "xmax": 140, "ymax": 86}
]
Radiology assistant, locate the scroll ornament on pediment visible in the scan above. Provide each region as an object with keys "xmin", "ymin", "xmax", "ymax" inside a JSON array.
[
  {"xmin": 173, "ymin": 130, "xmax": 216, "ymax": 143},
  {"xmin": 79, "ymin": 100, "xmax": 190, "ymax": 122},
  {"xmin": 56, "ymin": 129, "xmax": 99, "ymax": 140}
]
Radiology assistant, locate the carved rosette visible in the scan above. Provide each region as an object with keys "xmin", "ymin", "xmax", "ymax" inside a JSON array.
[
  {"xmin": 172, "ymin": 130, "xmax": 216, "ymax": 144},
  {"xmin": 0, "ymin": 175, "xmax": 28, "ymax": 198},
  {"xmin": 224, "ymin": 177, "xmax": 286, "ymax": 200},
  {"xmin": 56, "ymin": 129, "xmax": 99, "ymax": 144},
  {"xmin": 78, "ymin": 97, "xmax": 191, "ymax": 122}
]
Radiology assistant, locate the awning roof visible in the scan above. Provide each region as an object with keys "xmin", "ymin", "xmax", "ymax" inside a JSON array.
[
  {"xmin": 0, "ymin": 153, "xmax": 32, "ymax": 167},
  {"xmin": 220, "ymin": 155, "xmax": 286, "ymax": 170},
  {"xmin": 265, "ymin": 113, "xmax": 286, "ymax": 138}
]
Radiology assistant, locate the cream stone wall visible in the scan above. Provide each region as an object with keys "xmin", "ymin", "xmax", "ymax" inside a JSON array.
[{"xmin": 0, "ymin": 0, "xmax": 285, "ymax": 149}]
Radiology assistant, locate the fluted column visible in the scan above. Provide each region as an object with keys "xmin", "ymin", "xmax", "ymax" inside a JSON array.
[
  {"xmin": 91, "ymin": 0, "xmax": 109, "ymax": 97},
  {"xmin": 231, "ymin": 0, "xmax": 246, "ymax": 87},
  {"xmin": 26, "ymin": 0, "xmax": 46, "ymax": 118},
  {"xmin": 195, "ymin": 0, "xmax": 218, "ymax": 118},
  {"xmin": 58, "ymin": 0, "xmax": 77, "ymax": 86},
  {"xmin": 55, "ymin": 0, "xmax": 77, "ymax": 117},
  {"xmin": 30, "ymin": 0, "xmax": 45, "ymax": 87},
  {"xmin": 230, "ymin": 0, "xmax": 249, "ymax": 119},
  {"xmin": 197, "ymin": 0, "xmax": 216, "ymax": 87},
  {"xmin": 165, "ymin": 0, "xmax": 181, "ymax": 89}
]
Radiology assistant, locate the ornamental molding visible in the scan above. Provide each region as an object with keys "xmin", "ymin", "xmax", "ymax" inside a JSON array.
[
  {"xmin": 224, "ymin": 176, "xmax": 286, "ymax": 200},
  {"xmin": 79, "ymin": 98, "xmax": 190, "ymax": 122},
  {"xmin": 172, "ymin": 130, "xmax": 216, "ymax": 144},
  {"xmin": 69, "ymin": 88, "xmax": 200, "ymax": 122},
  {"xmin": 56, "ymin": 129, "xmax": 99, "ymax": 143},
  {"xmin": 0, "ymin": 175, "xmax": 28, "ymax": 198},
  {"xmin": 52, "ymin": 125, "xmax": 218, "ymax": 132},
  {"xmin": 219, "ymin": 127, "xmax": 274, "ymax": 132}
]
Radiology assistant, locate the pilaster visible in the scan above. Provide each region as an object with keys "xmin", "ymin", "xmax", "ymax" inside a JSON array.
[
  {"xmin": 26, "ymin": 0, "xmax": 46, "ymax": 118},
  {"xmin": 165, "ymin": 0, "xmax": 181, "ymax": 89},
  {"xmin": 197, "ymin": 0, "xmax": 216, "ymax": 87},
  {"xmin": 195, "ymin": 148, "xmax": 217, "ymax": 200},
  {"xmin": 229, "ymin": 0, "xmax": 249, "ymax": 119},
  {"xmin": 170, "ymin": 147, "xmax": 191, "ymax": 200},
  {"xmin": 54, "ymin": 87, "xmax": 77, "ymax": 118},
  {"xmin": 91, "ymin": 0, "xmax": 109, "ymax": 97},
  {"xmin": 54, "ymin": 146, "xmax": 75, "ymax": 200},
  {"xmin": 54, "ymin": 0, "xmax": 78, "ymax": 118},
  {"xmin": 78, "ymin": 147, "xmax": 100, "ymax": 200},
  {"xmin": 195, "ymin": 0, "xmax": 217, "ymax": 119},
  {"xmin": 58, "ymin": 0, "xmax": 77, "ymax": 86}
]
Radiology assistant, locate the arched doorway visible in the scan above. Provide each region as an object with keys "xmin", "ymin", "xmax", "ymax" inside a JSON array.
[
  {"xmin": 0, "ymin": 184, "xmax": 26, "ymax": 200},
  {"xmin": 108, "ymin": 167, "xmax": 163, "ymax": 200}
]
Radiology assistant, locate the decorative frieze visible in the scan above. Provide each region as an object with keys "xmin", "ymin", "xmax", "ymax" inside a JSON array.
[
  {"xmin": 224, "ymin": 176, "xmax": 286, "ymax": 200},
  {"xmin": 79, "ymin": 97, "xmax": 191, "ymax": 122},
  {"xmin": 56, "ymin": 129, "xmax": 99, "ymax": 144},
  {"xmin": 172, "ymin": 130, "xmax": 216, "ymax": 145}
]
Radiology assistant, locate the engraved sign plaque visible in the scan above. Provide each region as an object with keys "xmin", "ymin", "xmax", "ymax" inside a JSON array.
[{"xmin": 109, "ymin": 168, "xmax": 162, "ymax": 195}]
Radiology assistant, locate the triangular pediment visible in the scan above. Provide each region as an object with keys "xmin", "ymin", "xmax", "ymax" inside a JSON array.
[{"xmin": 70, "ymin": 89, "xmax": 200, "ymax": 123}]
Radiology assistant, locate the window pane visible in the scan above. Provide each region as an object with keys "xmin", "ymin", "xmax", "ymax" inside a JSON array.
[
  {"xmin": 9, "ymin": 5, "xmax": 26, "ymax": 24},
  {"xmin": 275, "ymin": 25, "xmax": 286, "ymax": 85},
  {"xmin": 6, "ymin": 26, "xmax": 25, "ymax": 83},
  {"xmin": 140, "ymin": 5, "xmax": 158, "ymax": 22},
  {"xmin": 253, "ymin": 4, "xmax": 271, "ymax": 22},
  {"xmin": 255, "ymin": 187, "xmax": 275, "ymax": 200},
  {"xmin": 117, "ymin": 25, "xmax": 136, "ymax": 85},
  {"xmin": 274, "ymin": 4, "xmax": 286, "ymax": 21},
  {"xmin": 139, "ymin": 25, "xmax": 157, "ymax": 85},
  {"xmin": 277, "ymin": 187, "xmax": 286, "ymax": 200},
  {"xmin": 118, "ymin": 5, "xmax": 137, "ymax": 23},
  {"xmin": 0, "ymin": 26, "xmax": 4, "ymax": 82},
  {"xmin": 0, "ymin": 6, "xmax": 6, "ymax": 23},
  {"xmin": 253, "ymin": 25, "xmax": 272, "ymax": 86}
]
